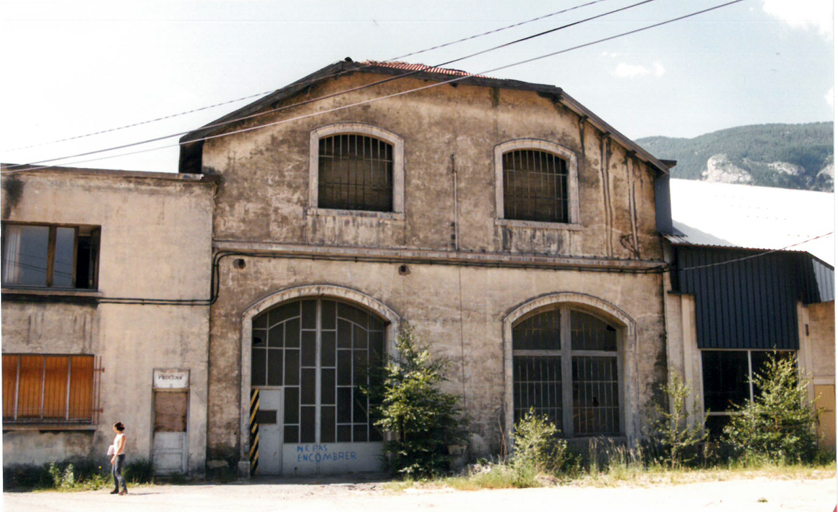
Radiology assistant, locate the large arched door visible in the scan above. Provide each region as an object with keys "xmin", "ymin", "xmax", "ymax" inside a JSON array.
[{"xmin": 250, "ymin": 298, "xmax": 386, "ymax": 475}]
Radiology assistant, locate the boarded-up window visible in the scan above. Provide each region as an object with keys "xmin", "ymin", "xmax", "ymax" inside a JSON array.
[
  {"xmin": 318, "ymin": 135, "xmax": 393, "ymax": 212},
  {"xmin": 154, "ymin": 392, "xmax": 188, "ymax": 433},
  {"xmin": 2, "ymin": 354, "xmax": 95, "ymax": 424},
  {"xmin": 503, "ymin": 150, "xmax": 568, "ymax": 223}
]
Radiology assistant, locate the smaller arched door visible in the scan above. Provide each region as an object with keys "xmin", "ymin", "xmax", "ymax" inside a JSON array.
[
  {"xmin": 512, "ymin": 307, "xmax": 623, "ymax": 437},
  {"xmin": 250, "ymin": 298, "xmax": 387, "ymax": 476}
]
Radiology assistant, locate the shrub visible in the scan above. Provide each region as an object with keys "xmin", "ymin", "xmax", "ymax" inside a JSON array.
[
  {"xmin": 649, "ymin": 371, "xmax": 708, "ymax": 468},
  {"xmin": 374, "ymin": 325, "xmax": 467, "ymax": 477},
  {"xmin": 3, "ymin": 459, "xmax": 110, "ymax": 491},
  {"xmin": 723, "ymin": 353, "xmax": 820, "ymax": 463},
  {"xmin": 511, "ymin": 409, "xmax": 577, "ymax": 476},
  {"xmin": 123, "ymin": 458, "xmax": 155, "ymax": 483}
]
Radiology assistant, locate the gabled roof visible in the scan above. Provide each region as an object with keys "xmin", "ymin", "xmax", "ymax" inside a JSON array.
[
  {"xmin": 179, "ymin": 58, "xmax": 670, "ymax": 175},
  {"xmin": 666, "ymin": 179, "xmax": 835, "ymax": 266}
]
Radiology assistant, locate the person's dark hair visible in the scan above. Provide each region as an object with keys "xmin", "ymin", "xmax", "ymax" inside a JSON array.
[{"xmin": 113, "ymin": 421, "xmax": 125, "ymax": 432}]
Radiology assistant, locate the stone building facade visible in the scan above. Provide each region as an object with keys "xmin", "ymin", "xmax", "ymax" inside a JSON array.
[
  {"xmin": 1, "ymin": 168, "xmax": 215, "ymax": 475},
  {"xmin": 3, "ymin": 60, "xmax": 832, "ymax": 478},
  {"xmin": 179, "ymin": 60, "xmax": 674, "ymax": 475}
]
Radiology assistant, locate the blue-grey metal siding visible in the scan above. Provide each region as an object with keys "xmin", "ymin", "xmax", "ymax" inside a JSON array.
[{"xmin": 674, "ymin": 247, "xmax": 833, "ymax": 350}]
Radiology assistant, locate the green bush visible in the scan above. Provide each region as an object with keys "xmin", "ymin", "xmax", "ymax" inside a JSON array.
[
  {"xmin": 511, "ymin": 409, "xmax": 578, "ymax": 476},
  {"xmin": 649, "ymin": 371, "xmax": 708, "ymax": 468},
  {"xmin": 123, "ymin": 458, "xmax": 155, "ymax": 484},
  {"xmin": 723, "ymin": 353, "xmax": 820, "ymax": 463},
  {"xmin": 3, "ymin": 459, "xmax": 110, "ymax": 491},
  {"xmin": 374, "ymin": 325, "xmax": 467, "ymax": 477}
]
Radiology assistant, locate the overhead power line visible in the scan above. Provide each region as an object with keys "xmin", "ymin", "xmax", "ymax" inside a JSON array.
[
  {"xmin": 5, "ymin": 0, "xmax": 654, "ymax": 170},
  {"xmin": 3, "ymin": 0, "xmax": 745, "ymax": 175},
  {"xmin": 2, "ymin": 0, "xmax": 613, "ymax": 153},
  {"xmin": 677, "ymin": 232, "xmax": 834, "ymax": 272}
]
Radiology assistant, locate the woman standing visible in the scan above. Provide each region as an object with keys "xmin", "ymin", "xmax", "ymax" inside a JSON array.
[{"xmin": 110, "ymin": 422, "xmax": 128, "ymax": 495}]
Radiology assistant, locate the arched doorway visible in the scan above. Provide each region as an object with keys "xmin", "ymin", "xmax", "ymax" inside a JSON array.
[{"xmin": 244, "ymin": 291, "xmax": 396, "ymax": 476}]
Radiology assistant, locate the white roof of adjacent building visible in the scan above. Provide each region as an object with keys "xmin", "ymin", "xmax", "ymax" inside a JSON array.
[{"xmin": 668, "ymin": 179, "xmax": 835, "ymax": 266}]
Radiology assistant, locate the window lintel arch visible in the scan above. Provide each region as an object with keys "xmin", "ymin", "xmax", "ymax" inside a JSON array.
[
  {"xmin": 494, "ymin": 138, "xmax": 580, "ymax": 226},
  {"xmin": 503, "ymin": 292, "xmax": 637, "ymax": 441},
  {"xmin": 239, "ymin": 284, "xmax": 401, "ymax": 460},
  {"xmin": 309, "ymin": 123, "xmax": 405, "ymax": 215}
]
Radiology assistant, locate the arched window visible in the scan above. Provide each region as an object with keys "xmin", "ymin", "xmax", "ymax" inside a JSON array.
[
  {"xmin": 494, "ymin": 139, "xmax": 579, "ymax": 226},
  {"xmin": 309, "ymin": 124, "xmax": 405, "ymax": 216},
  {"xmin": 503, "ymin": 150, "xmax": 569, "ymax": 223},
  {"xmin": 512, "ymin": 307, "xmax": 621, "ymax": 436},
  {"xmin": 251, "ymin": 299, "xmax": 386, "ymax": 445}
]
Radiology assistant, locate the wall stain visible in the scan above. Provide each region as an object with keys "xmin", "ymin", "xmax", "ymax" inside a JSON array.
[{"xmin": 2, "ymin": 175, "xmax": 24, "ymax": 219}]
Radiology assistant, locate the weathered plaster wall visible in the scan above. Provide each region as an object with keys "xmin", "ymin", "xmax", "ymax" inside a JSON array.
[
  {"xmin": 1, "ymin": 171, "xmax": 213, "ymax": 473},
  {"xmin": 200, "ymin": 72, "xmax": 668, "ymax": 466},
  {"xmin": 202, "ymin": 73, "xmax": 662, "ymax": 262},
  {"xmin": 806, "ymin": 301, "xmax": 835, "ymax": 383},
  {"xmin": 206, "ymin": 258, "xmax": 667, "ymax": 463}
]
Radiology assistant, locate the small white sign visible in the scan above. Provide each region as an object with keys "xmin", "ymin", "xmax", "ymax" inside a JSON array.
[{"xmin": 153, "ymin": 369, "xmax": 190, "ymax": 389}]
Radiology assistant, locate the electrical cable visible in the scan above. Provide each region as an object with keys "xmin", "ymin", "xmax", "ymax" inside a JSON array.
[
  {"xmin": 2, "ymin": 0, "xmax": 614, "ymax": 153},
  {"xmin": 676, "ymin": 231, "xmax": 833, "ymax": 271},
  {"xmin": 3, "ymin": 0, "xmax": 743, "ymax": 175}
]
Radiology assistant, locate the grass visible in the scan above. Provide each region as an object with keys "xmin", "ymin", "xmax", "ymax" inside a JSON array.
[{"xmin": 386, "ymin": 458, "xmax": 836, "ymax": 492}]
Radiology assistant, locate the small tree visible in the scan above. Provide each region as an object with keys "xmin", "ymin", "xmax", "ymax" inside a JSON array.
[
  {"xmin": 650, "ymin": 371, "xmax": 708, "ymax": 468},
  {"xmin": 723, "ymin": 353, "xmax": 820, "ymax": 463},
  {"xmin": 374, "ymin": 325, "xmax": 467, "ymax": 477},
  {"xmin": 511, "ymin": 409, "xmax": 577, "ymax": 476}
]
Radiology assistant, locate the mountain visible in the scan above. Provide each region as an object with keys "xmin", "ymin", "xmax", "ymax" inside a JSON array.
[{"xmin": 636, "ymin": 122, "xmax": 834, "ymax": 191}]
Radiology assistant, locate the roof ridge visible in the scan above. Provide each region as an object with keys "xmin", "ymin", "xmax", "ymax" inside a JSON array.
[{"xmin": 360, "ymin": 60, "xmax": 490, "ymax": 78}]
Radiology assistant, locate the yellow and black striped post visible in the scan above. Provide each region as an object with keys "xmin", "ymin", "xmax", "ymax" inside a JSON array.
[{"xmin": 249, "ymin": 388, "xmax": 259, "ymax": 476}]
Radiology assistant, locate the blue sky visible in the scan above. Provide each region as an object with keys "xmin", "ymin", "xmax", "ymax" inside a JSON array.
[{"xmin": 0, "ymin": 0, "xmax": 833, "ymax": 172}]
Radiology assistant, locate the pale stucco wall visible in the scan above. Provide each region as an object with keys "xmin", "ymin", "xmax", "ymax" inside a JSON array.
[
  {"xmin": 198, "ymin": 72, "xmax": 669, "ymax": 467},
  {"xmin": 1, "ymin": 170, "xmax": 214, "ymax": 474}
]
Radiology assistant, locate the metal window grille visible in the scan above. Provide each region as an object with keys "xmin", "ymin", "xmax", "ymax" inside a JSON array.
[
  {"xmin": 512, "ymin": 308, "xmax": 620, "ymax": 437},
  {"xmin": 2, "ymin": 354, "xmax": 102, "ymax": 425},
  {"xmin": 503, "ymin": 150, "xmax": 568, "ymax": 223},
  {"xmin": 318, "ymin": 135, "xmax": 394, "ymax": 212},
  {"xmin": 252, "ymin": 299, "xmax": 385, "ymax": 445}
]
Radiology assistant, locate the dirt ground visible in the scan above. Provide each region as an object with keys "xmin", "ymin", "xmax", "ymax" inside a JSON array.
[{"xmin": 4, "ymin": 475, "xmax": 836, "ymax": 512}]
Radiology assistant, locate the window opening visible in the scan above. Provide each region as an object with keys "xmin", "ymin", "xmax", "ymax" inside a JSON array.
[
  {"xmin": 503, "ymin": 150, "xmax": 568, "ymax": 223},
  {"xmin": 701, "ymin": 350, "xmax": 794, "ymax": 437},
  {"xmin": 1, "ymin": 223, "xmax": 100, "ymax": 289},
  {"xmin": 512, "ymin": 307, "xmax": 620, "ymax": 437},
  {"xmin": 252, "ymin": 299, "xmax": 385, "ymax": 444},
  {"xmin": 2, "ymin": 354, "xmax": 100, "ymax": 425},
  {"xmin": 318, "ymin": 135, "xmax": 393, "ymax": 212}
]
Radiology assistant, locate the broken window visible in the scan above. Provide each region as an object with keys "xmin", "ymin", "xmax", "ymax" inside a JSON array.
[
  {"xmin": 252, "ymin": 299, "xmax": 386, "ymax": 445},
  {"xmin": 503, "ymin": 150, "xmax": 569, "ymax": 223},
  {"xmin": 1, "ymin": 223, "xmax": 100, "ymax": 289},
  {"xmin": 2, "ymin": 354, "xmax": 97, "ymax": 425},
  {"xmin": 513, "ymin": 307, "xmax": 621, "ymax": 437},
  {"xmin": 701, "ymin": 350, "xmax": 794, "ymax": 437},
  {"xmin": 318, "ymin": 134, "xmax": 394, "ymax": 212}
]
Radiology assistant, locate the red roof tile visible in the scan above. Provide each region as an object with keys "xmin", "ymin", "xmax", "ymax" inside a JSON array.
[{"xmin": 361, "ymin": 60, "xmax": 489, "ymax": 79}]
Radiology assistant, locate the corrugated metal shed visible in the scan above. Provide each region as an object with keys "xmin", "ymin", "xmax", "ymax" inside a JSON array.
[{"xmin": 675, "ymin": 247, "xmax": 808, "ymax": 350}]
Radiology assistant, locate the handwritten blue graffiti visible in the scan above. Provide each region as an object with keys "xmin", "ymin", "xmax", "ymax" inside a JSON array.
[{"xmin": 295, "ymin": 444, "xmax": 358, "ymax": 463}]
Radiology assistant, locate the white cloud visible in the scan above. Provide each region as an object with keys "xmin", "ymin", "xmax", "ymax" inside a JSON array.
[
  {"xmin": 826, "ymin": 87, "xmax": 834, "ymax": 108},
  {"xmin": 613, "ymin": 61, "xmax": 665, "ymax": 79},
  {"xmin": 763, "ymin": 0, "xmax": 833, "ymax": 39}
]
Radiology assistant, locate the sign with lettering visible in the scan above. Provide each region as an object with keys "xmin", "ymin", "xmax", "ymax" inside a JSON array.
[{"xmin": 153, "ymin": 369, "xmax": 190, "ymax": 389}]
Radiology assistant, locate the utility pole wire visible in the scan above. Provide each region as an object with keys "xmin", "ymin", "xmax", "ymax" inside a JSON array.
[
  {"xmin": 2, "ymin": 0, "xmax": 613, "ymax": 153},
  {"xmin": 4, "ymin": 0, "xmax": 654, "ymax": 170},
  {"xmin": 677, "ymin": 232, "xmax": 834, "ymax": 271},
  {"xmin": 2, "ymin": 0, "xmax": 744, "ymax": 175}
]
